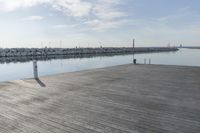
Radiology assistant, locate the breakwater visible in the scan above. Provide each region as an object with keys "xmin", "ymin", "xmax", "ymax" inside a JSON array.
[
  {"xmin": 180, "ymin": 46, "xmax": 200, "ymax": 49},
  {"xmin": 0, "ymin": 47, "xmax": 178, "ymax": 57},
  {"xmin": 0, "ymin": 47, "xmax": 178, "ymax": 63}
]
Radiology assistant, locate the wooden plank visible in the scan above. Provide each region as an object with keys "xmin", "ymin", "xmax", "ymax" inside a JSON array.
[{"xmin": 0, "ymin": 64, "xmax": 199, "ymax": 133}]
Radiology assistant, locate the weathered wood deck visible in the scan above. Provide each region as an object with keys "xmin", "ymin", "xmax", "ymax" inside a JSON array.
[{"xmin": 0, "ymin": 64, "xmax": 200, "ymax": 133}]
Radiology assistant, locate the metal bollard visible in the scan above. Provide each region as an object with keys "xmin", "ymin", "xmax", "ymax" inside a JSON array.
[
  {"xmin": 149, "ymin": 59, "xmax": 151, "ymax": 64},
  {"xmin": 144, "ymin": 59, "xmax": 146, "ymax": 64},
  {"xmin": 133, "ymin": 59, "xmax": 137, "ymax": 64},
  {"xmin": 33, "ymin": 60, "xmax": 38, "ymax": 79}
]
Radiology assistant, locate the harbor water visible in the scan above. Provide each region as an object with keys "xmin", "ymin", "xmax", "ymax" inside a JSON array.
[{"xmin": 0, "ymin": 48, "xmax": 199, "ymax": 82}]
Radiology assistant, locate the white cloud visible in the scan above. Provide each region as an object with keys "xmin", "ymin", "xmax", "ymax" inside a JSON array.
[
  {"xmin": 0, "ymin": 0, "xmax": 49, "ymax": 11},
  {"xmin": 23, "ymin": 15, "xmax": 44, "ymax": 21},
  {"xmin": 53, "ymin": 24, "xmax": 78, "ymax": 28},
  {"xmin": 0, "ymin": 0, "xmax": 92, "ymax": 17},
  {"xmin": 51, "ymin": 0, "xmax": 92, "ymax": 17},
  {"xmin": 93, "ymin": 0, "xmax": 125, "ymax": 20},
  {"xmin": 85, "ymin": 0, "xmax": 127, "ymax": 31},
  {"xmin": 0, "ymin": 0, "xmax": 128, "ymax": 31}
]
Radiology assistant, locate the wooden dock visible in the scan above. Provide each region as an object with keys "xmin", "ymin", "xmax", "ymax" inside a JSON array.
[{"xmin": 0, "ymin": 64, "xmax": 200, "ymax": 133}]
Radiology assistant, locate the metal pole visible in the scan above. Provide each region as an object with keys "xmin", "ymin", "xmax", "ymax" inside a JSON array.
[
  {"xmin": 133, "ymin": 39, "xmax": 135, "ymax": 54},
  {"xmin": 33, "ymin": 60, "xmax": 38, "ymax": 79},
  {"xmin": 149, "ymin": 59, "xmax": 151, "ymax": 64},
  {"xmin": 132, "ymin": 39, "xmax": 137, "ymax": 64}
]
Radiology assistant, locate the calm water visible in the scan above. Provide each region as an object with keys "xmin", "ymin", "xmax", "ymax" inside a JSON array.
[{"xmin": 0, "ymin": 48, "xmax": 199, "ymax": 82}]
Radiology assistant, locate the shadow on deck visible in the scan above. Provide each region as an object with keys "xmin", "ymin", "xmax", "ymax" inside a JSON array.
[{"xmin": 35, "ymin": 78, "xmax": 46, "ymax": 87}]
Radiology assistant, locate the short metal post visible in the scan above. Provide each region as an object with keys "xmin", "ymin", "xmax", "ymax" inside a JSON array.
[
  {"xmin": 132, "ymin": 39, "xmax": 136, "ymax": 64},
  {"xmin": 33, "ymin": 60, "xmax": 38, "ymax": 79},
  {"xmin": 144, "ymin": 59, "xmax": 146, "ymax": 64},
  {"xmin": 133, "ymin": 59, "xmax": 137, "ymax": 64},
  {"xmin": 149, "ymin": 59, "xmax": 151, "ymax": 64}
]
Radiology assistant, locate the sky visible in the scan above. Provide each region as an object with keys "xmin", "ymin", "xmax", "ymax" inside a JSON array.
[{"xmin": 0, "ymin": 0, "xmax": 199, "ymax": 48}]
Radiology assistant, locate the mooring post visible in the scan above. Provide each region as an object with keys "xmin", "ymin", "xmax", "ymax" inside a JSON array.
[
  {"xmin": 133, "ymin": 39, "xmax": 137, "ymax": 64},
  {"xmin": 149, "ymin": 59, "xmax": 151, "ymax": 64},
  {"xmin": 33, "ymin": 60, "xmax": 38, "ymax": 79}
]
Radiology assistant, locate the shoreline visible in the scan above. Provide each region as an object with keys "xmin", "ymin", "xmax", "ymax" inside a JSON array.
[{"xmin": 1, "ymin": 63, "xmax": 200, "ymax": 84}]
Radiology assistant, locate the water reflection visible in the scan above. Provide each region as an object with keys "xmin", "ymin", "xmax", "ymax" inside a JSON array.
[
  {"xmin": 0, "ymin": 53, "xmax": 132, "ymax": 64},
  {"xmin": 0, "ymin": 48, "xmax": 199, "ymax": 82},
  {"xmin": 0, "ymin": 50, "xmax": 177, "ymax": 64}
]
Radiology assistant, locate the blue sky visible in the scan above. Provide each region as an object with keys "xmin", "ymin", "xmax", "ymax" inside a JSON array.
[{"xmin": 0, "ymin": 0, "xmax": 199, "ymax": 48}]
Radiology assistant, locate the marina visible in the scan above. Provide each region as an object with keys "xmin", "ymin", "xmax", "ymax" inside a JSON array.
[
  {"xmin": 0, "ymin": 0, "xmax": 199, "ymax": 132},
  {"xmin": 0, "ymin": 48, "xmax": 199, "ymax": 82}
]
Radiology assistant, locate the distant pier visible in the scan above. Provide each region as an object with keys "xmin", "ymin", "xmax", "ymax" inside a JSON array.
[
  {"xmin": 0, "ymin": 47, "xmax": 178, "ymax": 57},
  {"xmin": 180, "ymin": 46, "xmax": 200, "ymax": 49}
]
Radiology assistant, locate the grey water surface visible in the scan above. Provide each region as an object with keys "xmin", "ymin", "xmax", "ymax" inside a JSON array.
[{"xmin": 0, "ymin": 48, "xmax": 199, "ymax": 82}]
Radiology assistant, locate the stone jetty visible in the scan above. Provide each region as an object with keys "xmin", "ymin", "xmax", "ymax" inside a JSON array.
[{"xmin": 0, "ymin": 47, "xmax": 178, "ymax": 57}]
